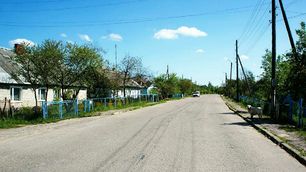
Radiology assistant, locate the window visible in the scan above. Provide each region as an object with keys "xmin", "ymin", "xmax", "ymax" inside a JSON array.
[
  {"xmin": 10, "ymin": 87, "xmax": 21, "ymax": 101},
  {"xmin": 38, "ymin": 88, "xmax": 46, "ymax": 101}
]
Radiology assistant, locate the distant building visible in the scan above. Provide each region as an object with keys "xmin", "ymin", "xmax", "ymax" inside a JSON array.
[{"xmin": 0, "ymin": 47, "xmax": 87, "ymax": 108}]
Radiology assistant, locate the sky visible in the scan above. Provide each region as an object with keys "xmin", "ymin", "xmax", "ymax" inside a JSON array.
[{"xmin": 0, "ymin": 0, "xmax": 305, "ymax": 86}]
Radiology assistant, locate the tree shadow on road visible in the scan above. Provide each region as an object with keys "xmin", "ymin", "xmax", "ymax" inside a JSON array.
[
  {"xmin": 222, "ymin": 122, "xmax": 251, "ymax": 127},
  {"xmin": 218, "ymin": 112, "xmax": 237, "ymax": 115}
]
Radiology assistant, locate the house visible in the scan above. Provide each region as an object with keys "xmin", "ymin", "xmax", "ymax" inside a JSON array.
[
  {"xmin": 105, "ymin": 70, "xmax": 144, "ymax": 98},
  {"xmin": 0, "ymin": 47, "xmax": 87, "ymax": 108},
  {"xmin": 116, "ymin": 79, "xmax": 143, "ymax": 98}
]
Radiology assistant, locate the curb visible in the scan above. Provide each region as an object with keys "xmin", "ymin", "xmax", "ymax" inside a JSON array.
[{"xmin": 225, "ymin": 101, "xmax": 306, "ymax": 167}]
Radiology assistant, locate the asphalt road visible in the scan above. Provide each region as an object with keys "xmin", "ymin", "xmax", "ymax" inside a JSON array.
[{"xmin": 0, "ymin": 95, "xmax": 305, "ymax": 172}]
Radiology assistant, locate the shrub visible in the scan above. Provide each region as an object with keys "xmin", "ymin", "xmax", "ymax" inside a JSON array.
[{"xmin": 15, "ymin": 106, "xmax": 41, "ymax": 120}]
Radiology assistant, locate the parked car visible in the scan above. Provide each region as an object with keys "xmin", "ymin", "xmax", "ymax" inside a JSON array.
[{"xmin": 192, "ymin": 91, "xmax": 200, "ymax": 97}]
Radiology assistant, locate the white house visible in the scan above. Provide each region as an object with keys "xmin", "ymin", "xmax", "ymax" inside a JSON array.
[
  {"xmin": 116, "ymin": 79, "xmax": 143, "ymax": 98},
  {"xmin": 106, "ymin": 70, "xmax": 144, "ymax": 98},
  {"xmin": 0, "ymin": 47, "xmax": 87, "ymax": 108}
]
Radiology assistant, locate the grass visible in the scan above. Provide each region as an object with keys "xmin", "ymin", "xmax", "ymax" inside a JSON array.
[{"xmin": 0, "ymin": 98, "xmax": 176, "ymax": 129}]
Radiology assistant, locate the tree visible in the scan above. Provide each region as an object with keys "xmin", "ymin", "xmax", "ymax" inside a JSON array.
[
  {"xmin": 178, "ymin": 79, "xmax": 193, "ymax": 95},
  {"xmin": 11, "ymin": 44, "xmax": 40, "ymax": 117},
  {"xmin": 53, "ymin": 43, "xmax": 104, "ymax": 100},
  {"xmin": 87, "ymin": 68, "xmax": 112, "ymax": 98},
  {"xmin": 257, "ymin": 50, "xmax": 290, "ymax": 100},
  {"xmin": 119, "ymin": 55, "xmax": 142, "ymax": 98},
  {"xmin": 153, "ymin": 73, "xmax": 179, "ymax": 99},
  {"xmin": 35, "ymin": 40, "xmax": 65, "ymax": 102},
  {"xmin": 286, "ymin": 22, "xmax": 306, "ymax": 100}
]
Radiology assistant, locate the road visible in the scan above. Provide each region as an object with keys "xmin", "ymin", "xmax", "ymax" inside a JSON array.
[{"xmin": 0, "ymin": 95, "xmax": 305, "ymax": 172}]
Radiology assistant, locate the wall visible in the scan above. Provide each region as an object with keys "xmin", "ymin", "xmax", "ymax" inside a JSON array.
[
  {"xmin": 0, "ymin": 86, "xmax": 87, "ymax": 108},
  {"xmin": 116, "ymin": 88, "xmax": 141, "ymax": 98},
  {"xmin": 77, "ymin": 89, "xmax": 87, "ymax": 100}
]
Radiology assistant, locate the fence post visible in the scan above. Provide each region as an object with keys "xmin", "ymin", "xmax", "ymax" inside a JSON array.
[
  {"xmin": 288, "ymin": 97, "xmax": 293, "ymax": 123},
  {"xmin": 83, "ymin": 100, "xmax": 86, "ymax": 113},
  {"xmin": 298, "ymin": 98, "xmax": 303, "ymax": 128},
  {"xmin": 59, "ymin": 101, "xmax": 63, "ymax": 119},
  {"xmin": 88, "ymin": 100, "xmax": 91, "ymax": 112},
  {"xmin": 74, "ymin": 99, "xmax": 79, "ymax": 116},
  {"xmin": 91, "ymin": 100, "xmax": 94, "ymax": 111},
  {"xmin": 42, "ymin": 101, "xmax": 47, "ymax": 119}
]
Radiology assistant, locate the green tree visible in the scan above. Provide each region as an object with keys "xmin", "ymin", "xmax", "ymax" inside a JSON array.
[
  {"xmin": 178, "ymin": 79, "xmax": 193, "ymax": 95},
  {"xmin": 153, "ymin": 73, "xmax": 179, "ymax": 99},
  {"xmin": 286, "ymin": 22, "xmax": 306, "ymax": 100},
  {"xmin": 53, "ymin": 43, "xmax": 104, "ymax": 100},
  {"xmin": 35, "ymin": 40, "xmax": 65, "ymax": 102},
  {"xmin": 256, "ymin": 50, "xmax": 290, "ymax": 100},
  {"xmin": 11, "ymin": 44, "xmax": 40, "ymax": 117}
]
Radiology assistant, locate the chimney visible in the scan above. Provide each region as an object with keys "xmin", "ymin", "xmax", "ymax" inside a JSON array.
[{"xmin": 14, "ymin": 44, "xmax": 24, "ymax": 55}]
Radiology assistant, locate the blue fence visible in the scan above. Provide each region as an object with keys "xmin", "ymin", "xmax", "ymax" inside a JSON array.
[
  {"xmin": 239, "ymin": 95, "xmax": 306, "ymax": 128},
  {"xmin": 42, "ymin": 94, "xmax": 159, "ymax": 119}
]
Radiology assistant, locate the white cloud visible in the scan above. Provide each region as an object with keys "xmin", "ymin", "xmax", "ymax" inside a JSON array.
[
  {"xmin": 196, "ymin": 49, "xmax": 204, "ymax": 53},
  {"xmin": 78, "ymin": 34, "xmax": 92, "ymax": 42},
  {"xmin": 9, "ymin": 38, "xmax": 35, "ymax": 47},
  {"xmin": 103, "ymin": 33, "xmax": 123, "ymax": 42},
  {"xmin": 177, "ymin": 26, "xmax": 207, "ymax": 37},
  {"xmin": 240, "ymin": 55, "xmax": 249, "ymax": 61},
  {"xmin": 60, "ymin": 33, "xmax": 67, "ymax": 38},
  {"xmin": 154, "ymin": 29, "xmax": 179, "ymax": 40},
  {"xmin": 154, "ymin": 26, "xmax": 207, "ymax": 40}
]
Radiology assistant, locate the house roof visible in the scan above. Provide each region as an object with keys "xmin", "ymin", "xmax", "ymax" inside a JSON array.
[
  {"xmin": 105, "ymin": 69, "xmax": 144, "ymax": 89},
  {"xmin": 0, "ymin": 48, "xmax": 25, "ymax": 84}
]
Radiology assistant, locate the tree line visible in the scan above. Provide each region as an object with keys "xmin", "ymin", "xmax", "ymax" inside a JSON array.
[
  {"xmin": 11, "ymin": 40, "xmax": 220, "ymax": 116},
  {"xmin": 222, "ymin": 22, "xmax": 306, "ymax": 104}
]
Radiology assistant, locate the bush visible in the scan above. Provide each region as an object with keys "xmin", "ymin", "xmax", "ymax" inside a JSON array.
[{"xmin": 15, "ymin": 106, "xmax": 41, "ymax": 120}]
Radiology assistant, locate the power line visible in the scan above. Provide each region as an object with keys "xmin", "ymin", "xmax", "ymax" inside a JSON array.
[
  {"xmin": 238, "ymin": 0, "xmax": 265, "ymax": 41},
  {"xmin": 244, "ymin": 24, "xmax": 271, "ymax": 54},
  {"xmin": 239, "ymin": 0, "xmax": 268, "ymax": 46},
  {"xmin": 0, "ymin": 0, "xmax": 150, "ymax": 13},
  {"xmin": 240, "ymin": 11, "xmax": 270, "ymax": 52},
  {"xmin": 2, "ymin": 0, "xmax": 77, "ymax": 5},
  {"xmin": 0, "ymin": 5, "xmax": 263, "ymax": 28}
]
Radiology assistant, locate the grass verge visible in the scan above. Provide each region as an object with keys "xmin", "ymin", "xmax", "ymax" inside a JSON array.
[{"xmin": 0, "ymin": 99, "xmax": 175, "ymax": 129}]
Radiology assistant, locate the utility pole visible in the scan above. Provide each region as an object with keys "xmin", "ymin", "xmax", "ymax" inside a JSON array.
[
  {"xmin": 236, "ymin": 40, "xmax": 239, "ymax": 101},
  {"xmin": 166, "ymin": 65, "xmax": 169, "ymax": 79},
  {"xmin": 271, "ymin": 0, "xmax": 277, "ymax": 118},
  {"xmin": 230, "ymin": 62, "xmax": 233, "ymax": 81},
  {"xmin": 238, "ymin": 55, "xmax": 251, "ymax": 94},
  {"xmin": 115, "ymin": 44, "xmax": 118, "ymax": 69},
  {"xmin": 278, "ymin": 0, "xmax": 298, "ymax": 59}
]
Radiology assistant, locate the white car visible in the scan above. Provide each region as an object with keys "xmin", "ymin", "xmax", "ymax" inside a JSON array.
[{"xmin": 192, "ymin": 91, "xmax": 200, "ymax": 97}]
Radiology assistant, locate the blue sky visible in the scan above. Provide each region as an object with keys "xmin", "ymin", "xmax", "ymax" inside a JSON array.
[{"xmin": 0, "ymin": 0, "xmax": 305, "ymax": 86}]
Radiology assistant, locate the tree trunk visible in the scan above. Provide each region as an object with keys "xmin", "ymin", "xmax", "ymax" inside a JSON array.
[
  {"xmin": 46, "ymin": 86, "xmax": 49, "ymax": 103},
  {"xmin": 33, "ymin": 88, "xmax": 38, "ymax": 118},
  {"xmin": 75, "ymin": 88, "xmax": 80, "ymax": 100},
  {"xmin": 61, "ymin": 83, "xmax": 65, "ymax": 100},
  {"xmin": 123, "ymin": 73, "xmax": 127, "ymax": 99}
]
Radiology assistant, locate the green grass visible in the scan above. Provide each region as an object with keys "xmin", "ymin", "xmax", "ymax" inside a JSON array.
[{"xmin": 0, "ymin": 98, "xmax": 178, "ymax": 129}]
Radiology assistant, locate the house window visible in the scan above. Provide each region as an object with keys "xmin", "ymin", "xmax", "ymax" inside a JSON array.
[
  {"xmin": 38, "ymin": 88, "xmax": 46, "ymax": 101},
  {"xmin": 10, "ymin": 87, "xmax": 21, "ymax": 101}
]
